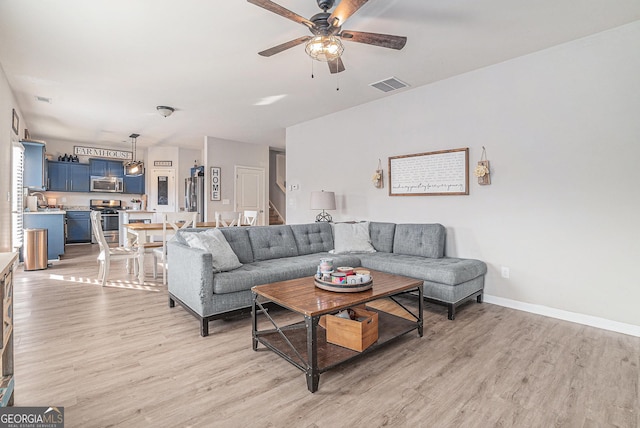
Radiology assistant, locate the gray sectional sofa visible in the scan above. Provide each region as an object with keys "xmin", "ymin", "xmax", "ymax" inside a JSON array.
[{"xmin": 167, "ymin": 222, "xmax": 487, "ymax": 336}]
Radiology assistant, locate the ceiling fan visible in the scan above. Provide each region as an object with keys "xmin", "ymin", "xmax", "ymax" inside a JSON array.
[{"xmin": 247, "ymin": 0, "xmax": 407, "ymax": 74}]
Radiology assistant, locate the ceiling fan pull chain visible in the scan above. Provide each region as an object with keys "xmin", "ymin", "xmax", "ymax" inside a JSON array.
[{"xmin": 311, "ymin": 58, "xmax": 315, "ymax": 79}]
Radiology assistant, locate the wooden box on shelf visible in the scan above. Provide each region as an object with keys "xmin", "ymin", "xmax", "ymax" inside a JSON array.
[{"xmin": 324, "ymin": 307, "xmax": 378, "ymax": 352}]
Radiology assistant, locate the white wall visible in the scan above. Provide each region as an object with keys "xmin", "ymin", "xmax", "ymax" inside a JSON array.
[
  {"xmin": 287, "ymin": 22, "xmax": 640, "ymax": 328},
  {"xmin": 204, "ymin": 136, "xmax": 269, "ymax": 222},
  {"xmin": 0, "ymin": 65, "xmax": 26, "ymax": 251}
]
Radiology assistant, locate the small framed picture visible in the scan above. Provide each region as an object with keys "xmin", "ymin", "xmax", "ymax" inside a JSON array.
[{"xmin": 11, "ymin": 109, "xmax": 19, "ymax": 135}]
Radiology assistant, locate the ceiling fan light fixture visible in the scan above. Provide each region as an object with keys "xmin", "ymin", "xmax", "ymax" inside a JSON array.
[{"xmin": 305, "ymin": 35, "xmax": 344, "ymax": 62}]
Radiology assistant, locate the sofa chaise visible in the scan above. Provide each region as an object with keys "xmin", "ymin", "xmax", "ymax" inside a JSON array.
[{"xmin": 167, "ymin": 222, "xmax": 487, "ymax": 336}]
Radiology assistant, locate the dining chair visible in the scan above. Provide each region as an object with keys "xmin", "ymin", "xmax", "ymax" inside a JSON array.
[
  {"xmin": 243, "ymin": 210, "xmax": 258, "ymax": 226},
  {"xmin": 215, "ymin": 211, "xmax": 242, "ymax": 227},
  {"xmin": 90, "ymin": 211, "xmax": 139, "ymax": 286},
  {"xmin": 152, "ymin": 211, "xmax": 198, "ymax": 285}
]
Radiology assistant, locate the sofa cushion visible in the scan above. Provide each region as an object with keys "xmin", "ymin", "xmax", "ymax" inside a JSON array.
[
  {"xmin": 219, "ymin": 227, "xmax": 254, "ymax": 264},
  {"xmin": 330, "ymin": 222, "xmax": 376, "ymax": 254},
  {"xmin": 393, "ymin": 224, "xmax": 445, "ymax": 259},
  {"xmin": 212, "ymin": 252, "xmax": 362, "ymax": 294},
  {"xmin": 358, "ymin": 253, "xmax": 486, "ymax": 286},
  {"xmin": 182, "ymin": 228, "xmax": 243, "ymax": 273},
  {"xmin": 247, "ymin": 225, "xmax": 298, "ymax": 261},
  {"xmin": 291, "ymin": 223, "xmax": 334, "ymax": 255},
  {"xmin": 369, "ymin": 222, "xmax": 396, "ymax": 253}
]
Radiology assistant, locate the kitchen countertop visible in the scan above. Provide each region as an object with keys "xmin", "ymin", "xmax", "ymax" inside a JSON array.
[
  {"xmin": 63, "ymin": 206, "xmax": 91, "ymax": 211},
  {"xmin": 24, "ymin": 210, "xmax": 66, "ymax": 215}
]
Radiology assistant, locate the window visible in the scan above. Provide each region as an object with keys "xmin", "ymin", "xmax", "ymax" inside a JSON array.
[{"xmin": 12, "ymin": 142, "xmax": 24, "ymax": 250}]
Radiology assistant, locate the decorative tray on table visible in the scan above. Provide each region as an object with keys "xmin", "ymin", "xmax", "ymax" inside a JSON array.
[{"xmin": 313, "ymin": 277, "xmax": 373, "ymax": 293}]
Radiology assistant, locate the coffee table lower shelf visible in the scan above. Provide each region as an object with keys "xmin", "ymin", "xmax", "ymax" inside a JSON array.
[{"xmin": 254, "ymin": 308, "xmax": 420, "ymax": 391}]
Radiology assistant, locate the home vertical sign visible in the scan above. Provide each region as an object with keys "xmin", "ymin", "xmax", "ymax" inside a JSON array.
[{"xmin": 211, "ymin": 167, "xmax": 221, "ymax": 201}]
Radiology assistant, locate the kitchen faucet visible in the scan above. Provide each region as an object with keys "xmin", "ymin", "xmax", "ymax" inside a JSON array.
[{"xmin": 29, "ymin": 191, "xmax": 47, "ymax": 207}]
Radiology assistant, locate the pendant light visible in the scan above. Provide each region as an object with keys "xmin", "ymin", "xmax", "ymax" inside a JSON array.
[{"xmin": 124, "ymin": 133, "xmax": 144, "ymax": 177}]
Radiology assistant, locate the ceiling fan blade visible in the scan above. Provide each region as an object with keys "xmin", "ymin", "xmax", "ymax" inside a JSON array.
[
  {"xmin": 247, "ymin": 0, "xmax": 314, "ymax": 29},
  {"xmin": 339, "ymin": 30, "xmax": 407, "ymax": 50},
  {"xmin": 328, "ymin": 0, "xmax": 369, "ymax": 28},
  {"xmin": 328, "ymin": 58, "xmax": 346, "ymax": 74},
  {"xmin": 258, "ymin": 36, "xmax": 311, "ymax": 57}
]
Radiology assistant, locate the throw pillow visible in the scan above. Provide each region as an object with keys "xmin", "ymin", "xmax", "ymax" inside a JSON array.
[
  {"xmin": 330, "ymin": 222, "xmax": 376, "ymax": 254},
  {"xmin": 183, "ymin": 229, "xmax": 243, "ymax": 273}
]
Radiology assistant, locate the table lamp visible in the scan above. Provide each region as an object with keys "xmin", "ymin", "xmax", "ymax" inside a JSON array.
[{"xmin": 310, "ymin": 190, "xmax": 336, "ymax": 222}]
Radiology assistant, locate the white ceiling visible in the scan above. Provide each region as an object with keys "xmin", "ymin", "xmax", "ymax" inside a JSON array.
[{"xmin": 1, "ymin": 1, "xmax": 639, "ymax": 151}]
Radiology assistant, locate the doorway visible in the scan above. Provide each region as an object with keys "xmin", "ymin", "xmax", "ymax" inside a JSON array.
[
  {"xmin": 148, "ymin": 168, "xmax": 176, "ymax": 213},
  {"xmin": 235, "ymin": 166, "xmax": 265, "ymax": 225}
]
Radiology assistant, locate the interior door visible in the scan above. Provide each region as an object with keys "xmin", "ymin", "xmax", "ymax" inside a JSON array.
[
  {"xmin": 235, "ymin": 166, "xmax": 265, "ymax": 225},
  {"xmin": 148, "ymin": 168, "xmax": 176, "ymax": 214}
]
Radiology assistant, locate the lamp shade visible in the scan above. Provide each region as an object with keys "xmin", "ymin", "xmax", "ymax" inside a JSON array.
[{"xmin": 310, "ymin": 191, "xmax": 336, "ymax": 210}]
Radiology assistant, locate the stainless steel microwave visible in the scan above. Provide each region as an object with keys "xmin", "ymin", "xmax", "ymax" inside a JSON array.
[{"xmin": 90, "ymin": 176, "xmax": 123, "ymax": 193}]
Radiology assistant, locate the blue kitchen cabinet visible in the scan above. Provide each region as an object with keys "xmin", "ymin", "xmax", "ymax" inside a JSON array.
[
  {"xmin": 69, "ymin": 163, "xmax": 90, "ymax": 192},
  {"xmin": 90, "ymin": 159, "xmax": 124, "ymax": 177},
  {"xmin": 22, "ymin": 141, "xmax": 47, "ymax": 190},
  {"xmin": 23, "ymin": 213, "xmax": 65, "ymax": 260},
  {"xmin": 66, "ymin": 211, "xmax": 91, "ymax": 243},
  {"xmin": 47, "ymin": 161, "xmax": 90, "ymax": 192},
  {"xmin": 48, "ymin": 162, "xmax": 67, "ymax": 191},
  {"xmin": 123, "ymin": 174, "xmax": 145, "ymax": 194}
]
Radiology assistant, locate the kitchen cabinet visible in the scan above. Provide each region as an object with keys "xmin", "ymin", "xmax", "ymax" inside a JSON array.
[
  {"xmin": 48, "ymin": 161, "xmax": 90, "ymax": 192},
  {"xmin": 0, "ymin": 252, "xmax": 17, "ymax": 407},
  {"xmin": 66, "ymin": 211, "xmax": 91, "ymax": 243},
  {"xmin": 90, "ymin": 159, "xmax": 124, "ymax": 178},
  {"xmin": 23, "ymin": 212, "xmax": 65, "ymax": 260},
  {"xmin": 22, "ymin": 141, "xmax": 47, "ymax": 190},
  {"xmin": 123, "ymin": 174, "xmax": 145, "ymax": 194}
]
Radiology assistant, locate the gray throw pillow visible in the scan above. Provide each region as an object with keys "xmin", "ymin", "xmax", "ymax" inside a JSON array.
[
  {"xmin": 330, "ymin": 222, "xmax": 376, "ymax": 254},
  {"xmin": 183, "ymin": 228, "xmax": 243, "ymax": 273}
]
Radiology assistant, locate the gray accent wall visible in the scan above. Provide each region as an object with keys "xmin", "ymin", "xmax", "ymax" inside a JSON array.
[{"xmin": 285, "ymin": 22, "xmax": 640, "ymax": 330}]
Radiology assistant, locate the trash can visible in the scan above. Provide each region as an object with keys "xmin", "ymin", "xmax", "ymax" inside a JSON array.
[{"xmin": 23, "ymin": 228, "xmax": 48, "ymax": 271}]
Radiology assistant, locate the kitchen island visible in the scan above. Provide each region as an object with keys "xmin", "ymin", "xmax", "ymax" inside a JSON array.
[{"xmin": 23, "ymin": 211, "xmax": 66, "ymax": 261}]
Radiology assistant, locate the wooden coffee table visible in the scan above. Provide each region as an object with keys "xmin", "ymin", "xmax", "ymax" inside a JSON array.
[{"xmin": 251, "ymin": 269, "xmax": 423, "ymax": 392}]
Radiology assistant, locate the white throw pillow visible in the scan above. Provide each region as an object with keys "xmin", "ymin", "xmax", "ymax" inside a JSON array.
[
  {"xmin": 330, "ymin": 222, "xmax": 376, "ymax": 254},
  {"xmin": 183, "ymin": 228, "xmax": 242, "ymax": 273}
]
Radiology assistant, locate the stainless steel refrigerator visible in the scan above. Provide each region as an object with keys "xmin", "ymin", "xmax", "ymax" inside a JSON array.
[{"xmin": 185, "ymin": 176, "xmax": 205, "ymax": 222}]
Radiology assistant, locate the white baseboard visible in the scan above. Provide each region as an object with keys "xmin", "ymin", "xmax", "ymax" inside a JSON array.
[{"xmin": 483, "ymin": 294, "xmax": 640, "ymax": 338}]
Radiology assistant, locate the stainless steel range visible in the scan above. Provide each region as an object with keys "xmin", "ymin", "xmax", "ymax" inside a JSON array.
[{"xmin": 90, "ymin": 199, "xmax": 122, "ymax": 245}]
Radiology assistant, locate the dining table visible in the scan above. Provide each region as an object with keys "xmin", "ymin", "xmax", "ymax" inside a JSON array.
[{"xmin": 124, "ymin": 221, "xmax": 218, "ymax": 284}]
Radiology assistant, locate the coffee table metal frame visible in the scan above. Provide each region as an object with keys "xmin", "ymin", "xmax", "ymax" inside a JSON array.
[{"xmin": 251, "ymin": 270, "xmax": 423, "ymax": 392}]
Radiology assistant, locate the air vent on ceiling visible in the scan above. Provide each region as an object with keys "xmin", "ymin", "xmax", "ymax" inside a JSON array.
[
  {"xmin": 35, "ymin": 95, "xmax": 52, "ymax": 103},
  {"xmin": 369, "ymin": 77, "xmax": 409, "ymax": 93}
]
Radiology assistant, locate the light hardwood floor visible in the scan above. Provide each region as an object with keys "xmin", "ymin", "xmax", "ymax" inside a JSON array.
[{"xmin": 12, "ymin": 244, "xmax": 640, "ymax": 427}]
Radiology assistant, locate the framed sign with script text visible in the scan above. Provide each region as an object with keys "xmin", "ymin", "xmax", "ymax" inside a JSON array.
[{"xmin": 389, "ymin": 148, "xmax": 469, "ymax": 196}]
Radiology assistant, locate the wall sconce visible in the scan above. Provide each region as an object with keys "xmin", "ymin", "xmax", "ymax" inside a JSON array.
[
  {"xmin": 474, "ymin": 146, "xmax": 491, "ymax": 185},
  {"xmin": 372, "ymin": 159, "xmax": 384, "ymax": 188}
]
